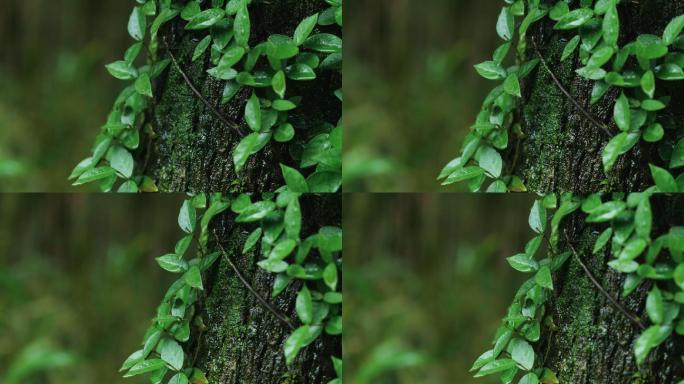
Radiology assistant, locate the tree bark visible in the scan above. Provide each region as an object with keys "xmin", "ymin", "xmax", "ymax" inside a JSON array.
[
  {"xmin": 540, "ymin": 196, "xmax": 684, "ymax": 383},
  {"xmin": 512, "ymin": 0, "xmax": 684, "ymax": 194},
  {"xmin": 140, "ymin": 1, "xmax": 341, "ymax": 193},
  {"xmin": 186, "ymin": 194, "xmax": 341, "ymax": 384}
]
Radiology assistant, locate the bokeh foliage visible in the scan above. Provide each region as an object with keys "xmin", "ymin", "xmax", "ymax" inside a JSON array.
[
  {"xmin": 344, "ymin": 0, "xmax": 500, "ymax": 191},
  {"xmin": 343, "ymin": 193, "xmax": 536, "ymax": 383},
  {"xmin": 0, "ymin": 194, "xmax": 183, "ymax": 383},
  {"xmin": 0, "ymin": 0, "xmax": 132, "ymax": 191}
]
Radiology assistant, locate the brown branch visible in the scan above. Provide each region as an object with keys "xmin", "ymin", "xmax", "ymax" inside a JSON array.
[
  {"xmin": 563, "ymin": 232, "xmax": 645, "ymax": 330},
  {"xmin": 212, "ymin": 231, "xmax": 296, "ymax": 330},
  {"xmin": 163, "ymin": 40, "xmax": 247, "ymax": 136},
  {"xmin": 531, "ymin": 40, "xmax": 613, "ymax": 137}
]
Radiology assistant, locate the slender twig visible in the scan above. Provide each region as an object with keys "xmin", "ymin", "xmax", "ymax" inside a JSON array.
[
  {"xmin": 163, "ymin": 40, "xmax": 246, "ymax": 136},
  {"xmin": 212, "ymin": 231, "xmax": 296, "ymax": 330},
  {"xmin": 531, "ymin": 40, "xmax": 613, "ymax": 137},
  {"xmin": 563, "ymin": 232, "xmax": 645, "ymax": 329}
]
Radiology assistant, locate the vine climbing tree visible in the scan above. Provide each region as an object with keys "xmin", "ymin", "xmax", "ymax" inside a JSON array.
[
  {"xmin": 69, "ymin": 0, "xmax": 342, "ymax": 193},
  {"xmin": 437, "ymin": 1, "xmax": 684, "ymax": 383},
  {"xmin": 65, "ymin": 0, "xmax": 343, "ymax": 383}
]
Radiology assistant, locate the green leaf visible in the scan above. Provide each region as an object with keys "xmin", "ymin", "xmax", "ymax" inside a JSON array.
[
  {"xmin": 473, "ymin": 358, "xmax": 516, "ymax": 377},
  {"xmin": 593, "ymin": 228, "xmax": 613, "ymax": 254},
  {"xmin": 613, "ymin": 93, "xmax": 630, "ymax": 131},
  {"xmin": 269, "ymin": 239, "xmax": 297, "ymax": 261},
  {"xmin": 554, "ymin": 8, "xmax": 594, "ymax": 30},
  {"xmin": 235, "ymin": 201, "xmax": 276, "ymax": 222},
  {"xmin": 284, "ymin": 325, "xmax": 310, "ymax": 365},
  {"xmin": 496, "ymin": 7, "xmax": 515, "ymax": 41},
  {"xmin": 507, "ymin": 254, "xmax": 538, "ymax": 272},
  {"xmin": 303, "ymin": 33, "xmax": 342, "ymax": 53},
  {"xmin": 318, "ymin": 226, "xmax": 342, "ymax": 253},
  {"xmin": 151, "ymin": 9, "xmax": 179, "ymax": 36},
  {"xmin": 674, "ymin": 263, "xmax": 684, "ymax": 290},
  {"xmin": 442, "ymin": 166, "xmax": 485, "ymax": 185},
  {"xmin": 646, "ymin": 286, "xmax": 664, "ymax": 324},
  {"xmin": 274, "ymin": 123, "xmax": 295, "ymax": 143},
  {"xmin": 280, "ymin": 164, "xmax": 309, "ymax": 193},
  {"xmin": 294, "ymin": 13, "xmax": 319, "ymax": 46},
  {"xmin": 218, "ymin": 46, "xmax": 246, "ymax": 68},
  {"xmin": 602, "ymin": 132, "xmax": 627, "ymax": 172},
  {"xmin": 128, "ymin": 6, "xmax": 146, "ymax": 41},
  {"xmin": 178, "ymin": 200, "xmax": 196, "ymax": 234},
  {"xmin": 120, "ymin": 350, "xmax": 144, "ymax": 372},
  {"xmin": 184, "ymin": 266, "xmax": 203, "ymax": 290},
  {"xmin": 125, "ymin": 42, "xmax": 143, "ymax": 64},
  {"xmin": 504, "ymin": 73, "xmax": 521, "ymax": 97},
  {"xmin": 159, "ymin": 338, "xmax": 184, "ymax": 371},
  {"xmin": 323, "ymin": 262, "xmax": 338, "ymax": 291},
  {"xmin": 602, "ymin": 3, "xmax": 619, "ymax": 46},
  {"xmin": 519, "ymin": 372, "xmax": 540, "ymax": 384},
  {"xmin": 186, "ymin": 8, "xmax": 225, "ymax": 30},
  {"xmin": 105, "ymin": 61, "xmax": 138, "ymax": 80},
  {"xmin": 663, "ymin": 14, "xmax": 684, "ymax": 45},
  {"xmin": 476, "ymin": 146, "xmax": 503, "ymax": 178},
  {"xmin": 528, "ymin": 200, "xmax": 546, "ymax": 233},
  {"xmin": 233, "ymin": 133, "xmax": 258, "ymax": 172},
  {"xmin": 134, "ymin": 73, "xmax": 153, "ymax": 98},
  {"xmin": 234, "ymin": 5, "xmax": 251, "ymax": 46},
  {"xmin": 474, "ymin": 61, "xmax": 507, "ymax": 80},
  {"xmin": 193, "ymin": 36, "xmax": 212, "ymax": 61},
  {"xmin": 284, "ymin": 198, "xmax": 302, "ymax": 238},
  {"xmin": 587, "ymin": 46, "xmax": 614, "ymax": 68},
  {"xmin": 123, "ymin": 359, "xmax": 166, "ymax": 377},
  {"xmin": 509, "ymin": 338, "xmax": 534, "ymax": 370},
  {"xmin": 245, "ymin": 92, "xmax": 261, "ymax": 131},
  {"xmin": 242, "ymin": 228, "xmax": 262, "ymax": 253},
  {"xmin": 608, "ymin": 258, "xmax": 639, "ymax": 273},
  {"xmin": 561, "ymin": 35, "xmax": 581, "ymax": 61},
  {"xmin": 649, "ymin": 164, "xmax": 678, "ymax": 192},
  {"xmin": 156, "ymin": 254, "xmax": 187, "ymax": 273},
  {"xmin": 641, "ymin": 70, "xmax": 656, "ymax": 99},
  {"xmin": 671, "ymin": 138, "xmax": 684, "ymax": 168},
  {"xmin": 169, "ymin": 373, "xmax": 189, "ymax": 384},
  {"xmin": 272, "ymin": 70, "xmax": 286, "ymax": 99},
  {"xmin": 635, "ymin": 198, "xmax": 652, "ymax": 238},
  {"xmin": 618, "ymin": 238, "xmax": 647, "ymax": 261},
  {"xmin": 635, "ymin": 325, "xmax": 672, "ymax": 364},
  {"xmin": 586, "ymin": 201, "xmax": 625, "ymax": 222},
  {"xmin": 296, "ymin": 285, "xmax": 313, "ymax": 324},
  {"xmin": 109, "ymin": 146, "xmax": 134, "ymax": 179},
  {"xmin": 72, "ymin": 166, "xmax": 116, "ymax": 186},
  {"xmin": 535, "ymin": 266, "xmax": 553, "ymax": 290}
]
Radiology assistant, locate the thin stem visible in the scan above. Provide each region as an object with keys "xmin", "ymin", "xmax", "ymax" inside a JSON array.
[
  {"xmin": 532, "ymin": 39, "xmax": 613, "ymax": 137},
  {"xmin": 212, "ymin": 231, "xmax": 296, "ymax": 330},
  {"xmin": 163, "ymin": 40, "xmax": 246, "ymax": 136},
  {"xmin": 563, "ymin": 232, "xmax": 645, "ymax": 330}
]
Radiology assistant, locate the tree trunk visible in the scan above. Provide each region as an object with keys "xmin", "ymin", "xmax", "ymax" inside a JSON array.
[
  {"xmin": 187, "ymin": 194, "xmax": 341, "ymax": 384},
  {"xmin": 140, "ymin": 1, "xmax": 341, "ymax": 192},
  {"xmin": 540, "ymin": 196, "xmax": 684, "ymax": 383},
  {"xmin": 512, "ymin": 0, "xmax": 684, "ymax": 194}
]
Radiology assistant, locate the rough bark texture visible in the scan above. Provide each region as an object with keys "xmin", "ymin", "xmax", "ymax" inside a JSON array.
[
  {"xmin": 540, "ymin": 196, "xmax": 684, "ymax": 384},
  {"xmin": 511, "ymin": 0, "xmax": 684, "ymax": 194},
  {"xmin": 141, "ymin": 0, "xmax": 341, "ymax": 192},
  {"xmin": 186, "ymin": 194, "xmax": 341, "ymax": 384}
]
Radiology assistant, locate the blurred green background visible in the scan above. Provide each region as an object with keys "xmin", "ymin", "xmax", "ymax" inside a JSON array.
[
  {"xmin": 0, "ymin": 1, "xmax": 132, "ymax": 191},
  {"xmin": 343, "ymin": 0, "xmax": 501, "ymax": 192},
  {"xmin": 0, "ymin": 194, "xmax": 184, "ymax": 383},
  {"xmin": 344, "ymin": 193, "xmax": 537, "ymax": 383}
]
